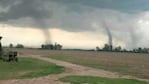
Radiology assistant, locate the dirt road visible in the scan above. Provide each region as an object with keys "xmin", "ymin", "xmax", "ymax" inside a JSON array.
[{"xmin": 0, "ymin": 55, "xmax": 149, "ymax": 84}]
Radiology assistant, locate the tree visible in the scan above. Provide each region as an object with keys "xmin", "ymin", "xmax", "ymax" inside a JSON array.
[
  {"xmin": 96, "ymin": 46, "xmax": 100, "ymax": 51},
  {"xmin": 9, "ymin": 43, "xmax": 13, "ymax": 48},
  {"xmin": 103, "ymin": 44, "xmax": 112, "ymax": 51},
  {"xmin": 55, "ymin": 44, "xmax": 62, "ymax": 50},
  {"xmin": 138, "ymin": 47, "xmax": 142, "ymax": 53},
  {"xmin": 15, "ymin": 44, "xmax": 24, "ymax": 48},
  {"xmin": 114, "ymin": 46, "xmax": 122, "ymax": 52}
]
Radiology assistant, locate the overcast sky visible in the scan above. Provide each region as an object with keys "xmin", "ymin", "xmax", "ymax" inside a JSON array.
[{"xmin": 0, "ymin": 0, "xmax": 149, "ymax": 49}]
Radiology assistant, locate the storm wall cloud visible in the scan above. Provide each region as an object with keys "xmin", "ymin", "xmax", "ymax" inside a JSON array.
[{"xmin": 0, "ymin": 0, "xmax": 149, "ymax": 49}]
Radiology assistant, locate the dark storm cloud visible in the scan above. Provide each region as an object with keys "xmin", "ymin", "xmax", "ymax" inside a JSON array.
[
  {"xmin": 0, "ymin": 0, "xmax": 54, "ymax": 44},
  {"xmin": 0, "ymin": 0, "xmax": 148, "ymax": 48},
  {"xmin": 0, "ymin": 0, "xmax": 93, "ymax": 31},
  {"xmin": 1, "ymin": 0, "xmax": 149, "ymax": 24},
  {"xmin": 0, "ymin": 0, "xmax": 17, "ymax": 7},
  {"xmin": 0, "ymin": 0, "xmax": 148, "ymax": 28},
  {"xmin": 51, "ymin": 0, "xmax": 149, "ymax": 13},
  {"xmin": 0, "ymin": 0, "xmax": 51, "ymax": 21}
]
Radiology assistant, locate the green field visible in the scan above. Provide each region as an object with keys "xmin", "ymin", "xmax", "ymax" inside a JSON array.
[
  {"xmin": 0, "ymin": 57, "xmax": 64, "ymax": 80},
  {"xmin": 60, "ymin": 76, "xmax": 148, "ymax": 84}
]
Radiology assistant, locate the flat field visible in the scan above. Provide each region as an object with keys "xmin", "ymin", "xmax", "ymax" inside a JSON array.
[
  {"xmin": 0, "ymin": 57, "xmax": 64, "ymax": 80},
  {"xmin": 14, "ymin": 48, "xmax": 149, "ymax": 79},
  {"xmin": 60, "ymin": 76, "xmax": 148, "ymax": 84}
]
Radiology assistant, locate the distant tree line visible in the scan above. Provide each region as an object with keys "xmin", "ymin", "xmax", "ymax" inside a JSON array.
[
  {"xmin": 8, "ymin": 43, "xmax": 63, "ymax": 50},
  {"xmin": 133, "ymin": 47, "xmax": 149, "ymax": 53},
  {"xmin": 96, "ymin": 44, "xmax": 149, "ymax": 53},
  {"xmin": 9, "ymin": 43, "xmax": 24, "ymax": 48},
  {"xmin": 41, "ymin": 43, "xmax": 62, "ymax": 50}
]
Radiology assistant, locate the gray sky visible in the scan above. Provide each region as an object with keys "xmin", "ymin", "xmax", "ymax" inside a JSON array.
[{"xmin": 0, "ymin": 0, "xmax": 149, "ymax": 49}]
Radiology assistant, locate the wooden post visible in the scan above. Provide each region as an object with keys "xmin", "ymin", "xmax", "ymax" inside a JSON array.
[{"xmin": 0, "ymin": 36, "xmax": 2, "ymax": 59}]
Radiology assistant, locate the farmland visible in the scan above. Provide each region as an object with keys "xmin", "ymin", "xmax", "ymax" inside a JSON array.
[
  {"xmin": 0, "ymin": 48, "xmax": 148, "ymax": 84},
  {"xmin": 15, "ymin": 49, "xmax": 149, "ymax": 79},
  {"xmin": 48, "ymin": 51, "xmax": 149, "ymax": 79}
]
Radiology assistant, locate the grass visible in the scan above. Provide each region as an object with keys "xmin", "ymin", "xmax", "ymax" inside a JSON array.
[
  {"xmin": 10, "ymin": 49, "xmax": 149, "ymax": 79},
  {"xmin": 0, "ymin": 57, "xmax": 64, "ymax": 80},
  {"xmin": 45, "ymin": 51, "xmax": 149, "ymax": 79},
  {"xmin": 60, "ymin": 76, "xmax": 149, "ymax": 84}
]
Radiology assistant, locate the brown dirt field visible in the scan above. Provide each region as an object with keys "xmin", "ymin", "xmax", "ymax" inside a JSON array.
[{"xmin": 0, "ymin": 48, "xmax": 149, "ymax": 84}]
